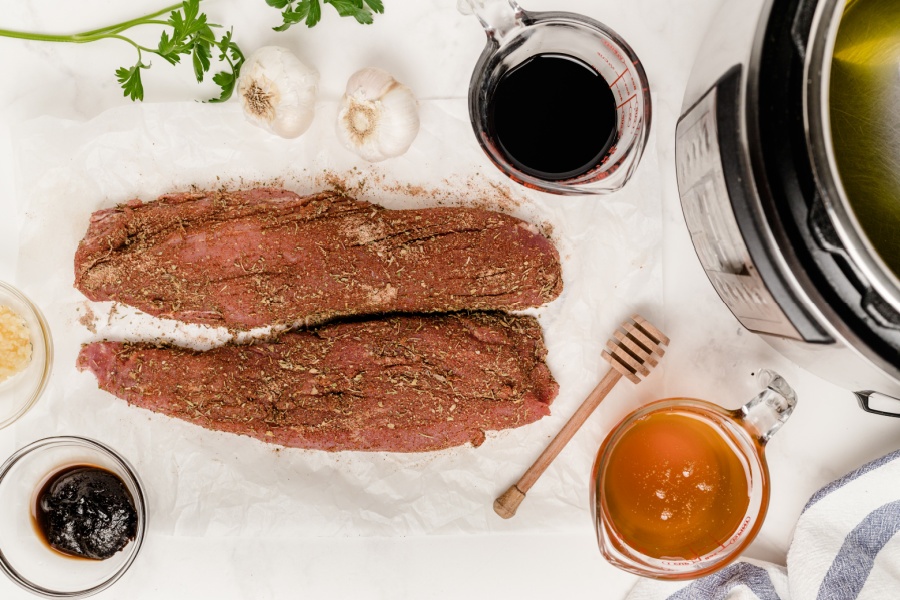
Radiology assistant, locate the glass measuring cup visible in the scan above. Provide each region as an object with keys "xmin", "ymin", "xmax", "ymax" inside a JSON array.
[
  {"xmin": 460, "ymin": 0, "xmax": 651, "ymax": 195},
  {"xmin": 590, "ymin": 370, "xmax": 797, "ymax": 580}
]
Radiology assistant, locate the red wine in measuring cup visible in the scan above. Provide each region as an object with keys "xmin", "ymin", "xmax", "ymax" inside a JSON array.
[{"xmin": 486, "ymin": 53, "xmax": 618, "ymax": 181}]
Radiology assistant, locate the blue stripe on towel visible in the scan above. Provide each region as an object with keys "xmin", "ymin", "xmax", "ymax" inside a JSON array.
[
  {"xmin": 668, "ymin": 563, "xmax": 781, "ymax": 600},
  {"xmin": 816, "ymin": 499, "xmax": 900, "ymax": 600},
  {"xmin": 804, "ymin": 450, "xmax": 900, "ymax": 513}
]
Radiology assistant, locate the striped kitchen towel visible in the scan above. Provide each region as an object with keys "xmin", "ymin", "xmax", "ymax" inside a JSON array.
[{"xmin": 626, "ymin": 449, "xmax": 900, "ymax": 600}]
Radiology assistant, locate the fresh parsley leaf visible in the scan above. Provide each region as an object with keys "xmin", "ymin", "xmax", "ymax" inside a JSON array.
[
  {"xmin": 364, "ymin": 0, "xmax": 384, "ymax": 13},
  {"xmin": 306, "ymin": 0, "xmax": 322, "ymax": 27},
  {"xmin": 192, "ymin": 43, "xmax": 210, "ymax": 82},
  {"xmin": 268, "ymin": 0, "xmax": 383, "ymax": 31},
  {"xmin": 208, "ymin": 29, "xmax": 244, "ymax": 103},
  {"xmin": 196, "ymin": 23, "xmax": 217, "ymax": 45},
  {"xmin": 168, "ymin": 8, "xmax": 185, "ymax": 37},
  {"xmin": 327, "ymin": 0, "xmax": 372, "ymax": 24},
  {"xmin": 274, "ymin": 2, "xmax": 309, "ymax": 31},
  {"xmin": 212, "ymin": 71, "xmax": 234, "ymax": 87},
  {"xmin": 217, "ymin": 29, "xmax": 235, "ymax": 54},
  {"xmin": 182, "ymin": 0, "xmax": 200, "ymax": 26},
  {"xmin": 209, "ymin": 71, "xmax": 236, "ymax": 103},
  {"xmin": 158, "ymin": 30, "xmax": 177, "ymax": 58},
  {"xmin": 116, "ymin": 62, "xmax": 148, "ymax": 102}
]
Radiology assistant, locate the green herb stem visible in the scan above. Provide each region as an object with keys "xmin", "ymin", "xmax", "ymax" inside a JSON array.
[
  {"xmin": 0, "ymin": 0, "xmax": 242, "ymax": 102},
  {"xmin": 0, "ymin": 3, "xmax": 186, "ymax": 44},
  {"xmin": 0, "ymin": 28, "xmax": 94, "ymax": 44},
  {"xmin": 78, "ymin": 4, "xmax": 186, "ymax": 37}
]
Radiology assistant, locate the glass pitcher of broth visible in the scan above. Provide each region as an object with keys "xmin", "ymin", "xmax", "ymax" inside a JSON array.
[
  {"xmin": 590, "ymin": 370, "xmax": 797, "ymax": 580},
  {"xmin": 459, "ymin": 0, "xmax": 651, "ymax": 195}
]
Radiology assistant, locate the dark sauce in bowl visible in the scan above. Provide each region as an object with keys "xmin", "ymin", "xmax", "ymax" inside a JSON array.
[{"xmin": 33, "ymin": 465, "xmax": 137, "ymax": 560}]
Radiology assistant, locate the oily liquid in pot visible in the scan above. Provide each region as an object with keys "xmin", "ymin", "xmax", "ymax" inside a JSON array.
[
  {"xmin": 602, "ymin": 409, "xmax": 752, "ymax": 560},
  {"xmin": 830, "ymin": 0, "xmax": 900, "ymax": 278},
  {"xmin": 487, "ymin": 53, "xmax": 618, "ymax": 181}
]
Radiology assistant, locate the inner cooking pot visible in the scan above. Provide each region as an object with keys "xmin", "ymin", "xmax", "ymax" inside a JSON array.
[
  {"xmin": 675, "ymin": 0, "xmax": 900, "ymax": 412},
  {"xmin": 806, "ymin": 0, "xmax": 900, "ymax": 317}
]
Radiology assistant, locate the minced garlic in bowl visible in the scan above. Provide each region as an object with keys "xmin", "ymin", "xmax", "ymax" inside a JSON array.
[
  {"xmin": 0, "ymin": 305, "xmax": 31, "ymax": 383},
  {"xmin": 0, "ymin": 280, "xmax": 51, "ymax": 429}
]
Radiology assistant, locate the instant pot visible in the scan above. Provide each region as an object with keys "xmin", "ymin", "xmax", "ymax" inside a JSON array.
[{"xmin": 675, "ymin": 0, "xmax": 900, "ymax": 416}]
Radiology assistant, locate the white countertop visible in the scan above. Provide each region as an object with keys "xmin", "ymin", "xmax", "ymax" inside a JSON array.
[{"xmin": 1, "ymin": 1, "xmax": 899, "ymax": 598}]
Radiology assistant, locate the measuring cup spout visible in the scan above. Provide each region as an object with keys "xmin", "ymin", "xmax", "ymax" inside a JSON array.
[
  {"xmin": 739, "ymin": 369, "xmax": 798, "ymax": 444},
  {"xmin": 458, "ymin": 0, "xmax": 525, "ymax": 43}
]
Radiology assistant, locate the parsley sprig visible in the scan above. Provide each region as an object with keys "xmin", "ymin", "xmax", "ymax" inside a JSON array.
[
  {"xmin": 0, "ymin": 0, "xmax": 244, "ymax": 102},
  {"xmin": 266, "ymin": 0, "xmax": 385, "ymax": 32}
]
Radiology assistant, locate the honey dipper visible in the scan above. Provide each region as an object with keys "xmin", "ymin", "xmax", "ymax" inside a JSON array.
[{"xmin": 493, "ymin": 314, "xmax": 669, "ymax": 519}]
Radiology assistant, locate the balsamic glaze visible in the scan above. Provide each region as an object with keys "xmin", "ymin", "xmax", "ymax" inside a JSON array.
[
  {"xmin": 33, "ymin": 465, "xmax": 137, "ymax": 560},
  {"xmin": 487, "ymin": 53, "xmax": 618, "ymax": 181}
]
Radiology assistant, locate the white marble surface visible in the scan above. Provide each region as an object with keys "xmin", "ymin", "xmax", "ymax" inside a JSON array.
[{"xmin": 0, "ymin": 0, "xmax": 898, "ymax": 598}]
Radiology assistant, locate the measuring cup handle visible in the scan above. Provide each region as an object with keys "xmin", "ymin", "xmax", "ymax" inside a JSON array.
[
  {"xmin": 739, "ymin": 369, "xmax": 798, "ymax": 444},
  {"xmin": 458, "ymin": 0, "xmax": 525, "ymax": 43}
]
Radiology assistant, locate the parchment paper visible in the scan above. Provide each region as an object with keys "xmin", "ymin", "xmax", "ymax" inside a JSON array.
[{"xmin": 11, "ymin": 98, "xmax": 662, "ymax": 537}]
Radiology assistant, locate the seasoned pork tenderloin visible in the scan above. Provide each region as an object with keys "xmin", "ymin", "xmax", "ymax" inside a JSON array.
[
  {"xmin": 77, "ymin": 313, "xmax": 558, "ymax": 452},
  {"xmin": 74, "ymin": 189, "xmax": 562, "ymax": 330}
]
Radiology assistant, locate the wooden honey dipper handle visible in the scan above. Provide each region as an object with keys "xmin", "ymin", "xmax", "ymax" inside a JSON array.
[
  {"xmin": 493, "ymin": 369, "xmax": 622, "ymax": 519},
  {"xmin": 493, "ymin": 315, "xmax": 668, "ymax": 519}
]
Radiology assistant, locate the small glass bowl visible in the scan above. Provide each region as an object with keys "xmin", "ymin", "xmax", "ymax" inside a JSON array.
[
  {"xmin": 0, "ymin": 437, "xmax": 147, "ymax": 598},
  {"xmin": 0, "ymin": 280, "xmax": 52, "ymax": 430}
]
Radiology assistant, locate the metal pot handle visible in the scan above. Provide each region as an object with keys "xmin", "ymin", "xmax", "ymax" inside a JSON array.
[{"xmin": 855, "ymin": 391, "xmax": 900, "ymax": 418}]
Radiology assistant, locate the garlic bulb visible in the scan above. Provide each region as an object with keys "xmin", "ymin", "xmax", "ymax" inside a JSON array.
[
  {"xmin": 336, "ymin": 68, "xmax": 420, "ymax": 162},
  {"xmin": 237, "ymin": 46, "xmax": 319, "ymax": 139}
]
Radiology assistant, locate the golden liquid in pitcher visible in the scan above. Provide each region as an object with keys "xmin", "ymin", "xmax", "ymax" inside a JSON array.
[
  {"xmin": 830, "ymin": 0, "xmax": 900, "ymax": 278},
  {"xmin": 602, "ymin": 408, "xmax": 751, "ymax": 560}
]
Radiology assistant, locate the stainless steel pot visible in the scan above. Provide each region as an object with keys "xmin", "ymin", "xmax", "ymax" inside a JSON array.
[
  {"xmin": 805, "ymin": 0, "xmax": 900, "ymax": 321},
  {"xmin": 675, "ymin": 0, "xmax": 900, "ymax": 415}
]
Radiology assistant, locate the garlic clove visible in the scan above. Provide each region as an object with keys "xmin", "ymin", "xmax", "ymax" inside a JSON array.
[
  {"xmin": 344, "ymin": 67, "xmax": 398, "ymax": 102},
  {"xmin": 237, "ymin": 46, "xmax": 319, "ymax": 139},
  {"xmin": 337, "ymin": 67, "xmax": 420, "ymax": 162}
]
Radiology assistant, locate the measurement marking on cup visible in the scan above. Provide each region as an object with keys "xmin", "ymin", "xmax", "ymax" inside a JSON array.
[
  {"xmin": 608, "ymin": 69, "xmax": 627, "ymax": 88},
  {"xmin": 616, "ymin": 93, "xmax": 637, "ymax": 109}
]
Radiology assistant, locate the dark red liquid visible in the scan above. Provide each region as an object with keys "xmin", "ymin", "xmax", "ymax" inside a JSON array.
[{"xmin": 487, "ymin": 53, "xmax": 618, "ymax": 181}]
